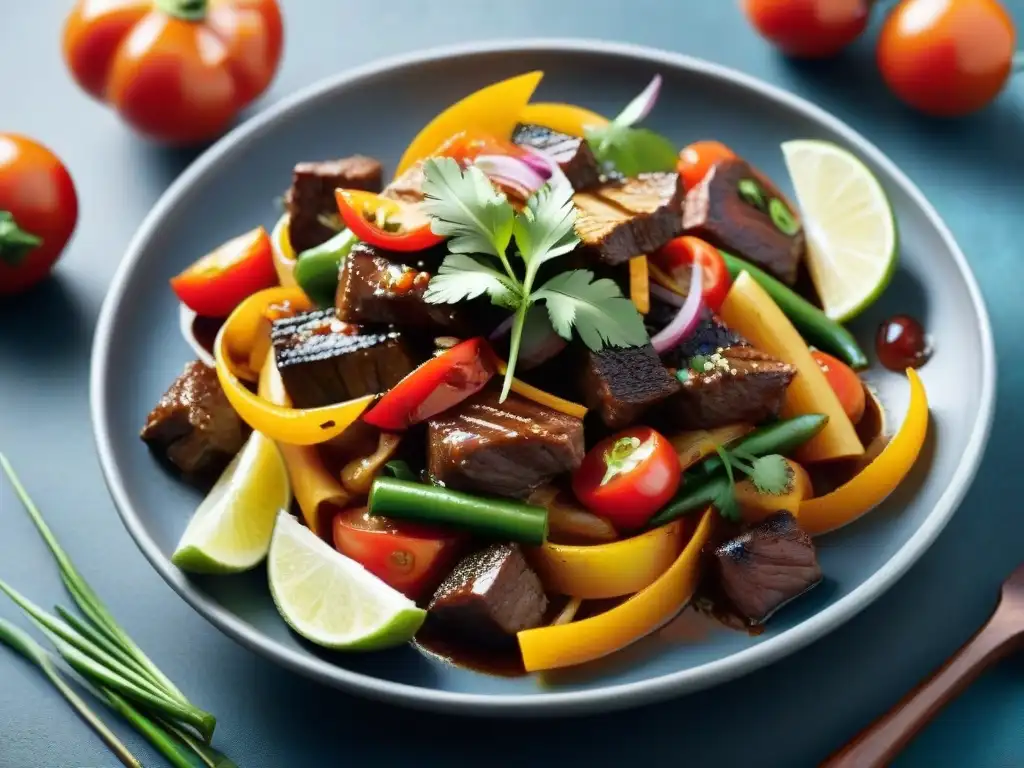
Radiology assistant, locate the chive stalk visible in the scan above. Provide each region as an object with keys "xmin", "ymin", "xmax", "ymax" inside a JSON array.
[{"xmin": 97, "ymin": 690, "xmax": 201, "ymax": 768}]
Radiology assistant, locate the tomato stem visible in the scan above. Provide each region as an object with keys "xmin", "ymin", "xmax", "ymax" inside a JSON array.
[
  {"xmin": 154, "ymin": 0, "xmax": 207, "ymax": 22},
  {"xmin": 0, "ymin": 211, "xmax": 42, "ymax": 266}
]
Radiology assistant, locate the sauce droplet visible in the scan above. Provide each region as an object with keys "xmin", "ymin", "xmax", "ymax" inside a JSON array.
[{"xmin": 875, "ymin": 314, "xmax": 932, "ymax": 371}]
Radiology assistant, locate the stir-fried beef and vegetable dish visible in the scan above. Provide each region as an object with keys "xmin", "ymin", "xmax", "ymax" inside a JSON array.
[{"xmin": 142, "ymin": 72, "xmax": 932, "ymax": 674}]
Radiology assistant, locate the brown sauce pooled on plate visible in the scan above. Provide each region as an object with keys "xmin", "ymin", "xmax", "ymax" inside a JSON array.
[{"xmin": 876, "ymin": 314, "xmax": 931, "ymax": 371}]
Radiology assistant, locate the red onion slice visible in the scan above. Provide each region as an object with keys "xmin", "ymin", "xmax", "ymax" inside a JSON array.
[
  {"xmin": 651, "ymin": 263, "xmax": 703, "ymax": 355},
  {"xmin": 616, "ymin": 74, "xmax": 663, "ymax": 127},
  {"xmin": 474, "ymin": 154, "xmax": 547, "ymax": 195}
]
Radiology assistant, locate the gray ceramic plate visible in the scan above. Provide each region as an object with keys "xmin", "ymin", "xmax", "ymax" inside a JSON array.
[{"xmin": 91, "ymin": 40, "xmax": 995, "ymax": 716}]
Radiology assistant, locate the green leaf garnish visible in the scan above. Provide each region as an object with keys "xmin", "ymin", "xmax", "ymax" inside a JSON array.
[
  {"xmin": 419, "ymin": 159, "xmax": 647, "ymax": 400},
  {"xmin": 582, "ymin": 79, "xmax": 677, "ymax": 177}
]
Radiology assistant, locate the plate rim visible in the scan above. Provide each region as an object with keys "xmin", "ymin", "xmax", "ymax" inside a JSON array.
[{"xmin": 90, "ymin": 37, "xmax": 997, "ymax": 715}]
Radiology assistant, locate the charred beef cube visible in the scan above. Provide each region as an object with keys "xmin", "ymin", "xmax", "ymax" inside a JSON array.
[
  {"xmin": 271, "ymin": 309, "xmax": 416, "ymax": 408},
  {"xmin": 512, "ymin": 123, "xmax": 601, "ymax": 191},
  {"xmin": 714, "ymin": 511, "xmax": 822, "ymax": 624},
  {"xmin": 683, "ymin": 159, "xmax": 804, "ymax": 285},
  {"xmin": 380, "ymin": 161, "xmax": 426, "ymax": 205},
  {"xmin": 286, "ymin": 156, "xmax": 383, "ymax": 253},
  {"xmin": 427, "ymin": 389, "xmax": 585, "ymax": 499},
  {"xmin": 335, "ymin": 242, "xmax": 462, "ymax": 333},
  {"xmin": 574, "ymin": 172, "xmax": 684, "ymax": 266},
  {"xmin": 140, "ymin": 360, "xmax": 250, "ymax": 480},
  {"xmin": 428, "ymin": 543, "xmax": 548, "ymax": 643},
  {"xmin": 580, "ymin": 344, "xmax": 681, "ymax": 429}
]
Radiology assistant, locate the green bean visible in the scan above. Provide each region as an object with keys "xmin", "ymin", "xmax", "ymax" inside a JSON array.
[
  {"xmin": 719, "ymin": 251, "xmax": 869, "ymax": 369},
  {"xmin": 693, "ymin": 413, "xmax": 828, "ymax": 479},
  {"xmin": 294, "ymin": 229, "xmax": 358, "ymax": 308},
  {"xmin": 646, "ymin": 476, "xmax": 730, "ymax": 529}
]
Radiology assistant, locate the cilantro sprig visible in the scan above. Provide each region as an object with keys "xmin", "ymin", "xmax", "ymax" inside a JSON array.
[
  {"xmin": 709, "ymin": 447, "xmax": 794, "ymax": 522},
  {"xmin": 584, "ymin": 75, "xmax": 679, "ymax": 177},
  {"xmin": 420, "ymin": 157, "xmax": 648, "ymax": 400}
]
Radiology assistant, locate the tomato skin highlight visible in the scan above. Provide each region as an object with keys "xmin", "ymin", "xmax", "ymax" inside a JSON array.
[
  {"xmin": 0, "ymin": 134, "xmax": 78, "ymax": 296},
  {"xmin": 170, "ymin": 226, "xmax": 277, "ymax": 317},
  {"xmin": 332, "ymin": 507, "xmax": 463, "ymax": 600},
  {"xmin": 742, "ymin": 0, "xmax": 871, "ymax": 59},
  {"xmin": 677, "ymin": 140, "xmax": 736, "ymax": 190},
  {"xmin": 652, "ymin": 236, "xmax": 732, "ymax": 312},
  {"xmin": 572, "ymin": 427, "xmax": 682, "ymax": 532},
  {"xmin": 877, "ymin": 0, "xmax": 1016, "ymax": 117},
  {"xmin": 812, "ymin": 350, "xmax": 866, "ymax": 425},
  {"xmin": 362, "ymin": 338, "xmax": 496, "ymax": 431}
]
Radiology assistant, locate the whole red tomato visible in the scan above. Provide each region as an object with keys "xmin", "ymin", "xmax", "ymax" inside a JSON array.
[
  {"xmin": 742, "ymin": 0, "xmax": 872, "ymax": 58},
  {"xmin": 572, "ymin": 427, "xmax": 681, "ymax": 532},
  {"xmin": 0, "ymin": 135, "xmax": 78, "ymax": 296},
  {"xmin": 62, "ymin": 0, "xmax": 284, "ymax": 145},
  {"xmin": 877, "ymin": 0, "xmax": 1016, "ymax": 117}
]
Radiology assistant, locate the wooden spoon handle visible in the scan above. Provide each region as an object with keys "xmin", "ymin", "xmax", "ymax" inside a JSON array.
[{"xmin": 822, "ymin": 610, "xmax": 1021, "ymax": 768}]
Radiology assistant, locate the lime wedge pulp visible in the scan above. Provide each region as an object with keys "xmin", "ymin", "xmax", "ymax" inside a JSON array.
[
  {"xmin": 171, "ymin": 432, "xmax": 291, "ymax": 575},
  {"xmin": 268, "ymin": 511, "xmax": 426, "ymax": 650},
  {"xmin": 781, "ymin": 139, "xmax": 898, "ymax": 322}
]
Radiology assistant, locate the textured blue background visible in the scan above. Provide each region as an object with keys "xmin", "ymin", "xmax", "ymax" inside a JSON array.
[{"xmin": 1, "ymin": 2, "xmax": 1023, "ymax": 766}]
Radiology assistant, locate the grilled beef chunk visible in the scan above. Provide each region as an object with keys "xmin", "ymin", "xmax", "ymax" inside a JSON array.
[
  {"xmin": 512, "ymin": 123, "xmax": 601, "ymax": 191},
  {"xmin": 683, "ymin": 158, "xmax": 804, "ymax": 285},
  {"xmin": 580, "ymin": 344, "xmax": 681, "ymax": 429},
  {"xmin": 574, "ymin": 172, "xmax": 684, "ymax": 266},
  {"xmin": 271, "ymin": 309, "xmax": 416, "ymax": 409},
  {"xmin": 714, "ymin": 511, "xmax": 822, "ymax": 624},
  {"xmin": 140, "ymin": 361, "xmax": 250, "ymax": 479},
  {"xmin": 380, "ymin": 161, "xmax": 426, "ymax": 205},
  {"xmin": 285, "ymin": 156, "xmax": 383, "ymax": 253},
  {"xmin": 335, "ymin": 242, "xmax": 462, "ymax": 332},
  {"xmin": 428, "ymin": 543, "xmax": 548, "ymax": 643},
  {"xmin": 428, "ymin": 389, "xmax": 585, "ymax": 499}
]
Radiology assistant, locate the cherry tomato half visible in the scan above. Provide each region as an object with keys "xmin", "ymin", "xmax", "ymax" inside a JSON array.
[
  {"xmin": 170, "ymin": 226, "xmax": 277, "ymax": 318},
  {"xmin": 332, "ymin": 507, "xmax": 463, "ymax": 599},
  {"xmin": 572, "ymin": 427, "xmax": 681, "ymax": 532},
  {"xmin": 677, "ymin": 140, "xmax": 736, "ymax": 190},
  {"xmin": 0, "ymin": 134, "xmax": 78, "ymax": 296},
  {"xmin": 877, "ymin": 0, "xmax": 1016, "ymax": 117},
  {"xmin": 652, "ymin": 236, "xmax": 732, "ymax": 313},
  {"xmin": 812, "ymin": 350, "xmax": 866, "ymax": 424},
  {"xmin": 742, "ymin": 0, "xmax": 872, "ymax": 59}
]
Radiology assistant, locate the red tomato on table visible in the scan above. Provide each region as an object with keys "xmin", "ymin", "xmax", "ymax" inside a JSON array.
[
  {"xmin": 652, "ymin": 236, "xmax": 732, "ymax": 313},
  {"xmin": 742, "ymin": 0, "xmax": 871, "ymax": 58},
  {"xmin": 0, "ymin": 134, "xmax": 78, "ymax": 296},
  {"xmin": 333, "ymin": 508, "xmax": 463, "ymax": 599},
  {"xmin": 170, "ymin": 226, "xmax": 277, "ymax": 318},
  {"xmin": 812, "ymin": 350, "xmax": 866, "ymax": 425},
  {"xmin": 62, "ymin": 0, "xmax": 283, "ymax": 145},
  {"xmin": 572, "ymin": 427, "xmax": 681, "ymax": 532}
]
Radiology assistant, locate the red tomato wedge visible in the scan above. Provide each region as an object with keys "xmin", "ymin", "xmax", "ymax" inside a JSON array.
[
  {"xmin": 170, "ymin": 227, "xmax": 276, "ymax": 318},
  {"xmin": 335, "ymin": 189, "xmax": 444, "ymax": 253},
  {"xmin": 572, "ymin": 427, "xmax": 682, "ymax": 532},
  {"xmin": 652, "ymin": 236, "xmax": 732, "ymax": 312},
  {"xmin": 812, "ymin": 350, "xmax": 866, "ymax": 425},
  {"xmin": 332, "ymin": 507, "xmax": 463, "ymax": 599},
  {"xmin": 362, "ymin": 338, "xmax": 496, "ymax": 431}
]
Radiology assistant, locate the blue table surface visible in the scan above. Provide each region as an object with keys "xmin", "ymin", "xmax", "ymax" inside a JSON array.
[{"xmin": 3, "ymin": 2, "xmax": 1024, "ymax": 766}]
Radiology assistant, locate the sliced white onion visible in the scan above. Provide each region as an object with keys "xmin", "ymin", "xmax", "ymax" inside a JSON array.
[
  {"xmin": 178, "ymin": 303, "xmax": 216, "ymax": 368},
  {"xmin": 651, "ymin": 263, "xmax": 703, "ymax": 354}
]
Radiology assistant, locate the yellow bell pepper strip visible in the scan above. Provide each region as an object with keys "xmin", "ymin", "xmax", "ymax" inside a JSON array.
[
  {"xmin": 648, "ymin": 261, "xmax": 687, "ymax": 298},
  {"xmin": 396, "ymin": 71, "xmax": 544, "ymax": 176},
  {"xmin": 257, "ymin": 353, "xmax": 351, "ymax": 535},
  {"xmin": 670, "ymin": 423, "xmax": 753, "ymax": 471},
  {"xmin": 528, "ymin": 519, "xmax": 686, "ymax": 600},
  {"xmin": 719, "ymin": 271, "xmax": 864, "ymax": 462},
  {"xmin": 517, "ymin": 509, "xmax": 713, "ymax": 672},
  {"xmin": 629, "ymin": 255, "xmax": 650, "ymax": 314},
  {"xmin": 735, "ymin": 459, "xmax": 812, "ymax": 525},
  {"xmin": 270, "ymin": 214, "xmax": 298, "ymax": 288},
  {"xmin": 518, "ymin": 102, "xmax": 610, "ymax": 137},
  {"xmin": 494, "ymin": 360, "xmax": 588, "ymax": 419},
  {"xmin": 214, "ymin": 287, "xmax": 375, "ymax": 445},
  {"xmin": 797, "ymin": 368, "xmax": 928, "ymax": 537},
  {"xmin": 220, "ymin": 285, "xmax": 308, "ymax": 382}
]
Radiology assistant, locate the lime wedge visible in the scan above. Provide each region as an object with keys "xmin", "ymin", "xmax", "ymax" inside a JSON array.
[
  {"xmin": 171, "ymin": 432, "xmax": 291, "ymax": 575},
  {"xmin": 781, "ymin": 140, "xmax": 898, "ymax": 322},
  {"xmin": 267, "ymin": 511, "xmax": 426, "ymax": 650}
]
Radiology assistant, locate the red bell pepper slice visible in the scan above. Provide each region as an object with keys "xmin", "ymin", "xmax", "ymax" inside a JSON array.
[
  {"xmin": 334, "ymin": 189, "xmax": 444, "ymax": 253},
  {"xmin": 362, "ymin": 338, "xmax": 496, "ymax": 431},
  {"xmin": 170, "ymin": 226, "xmax": 277, "ymax": 318}
]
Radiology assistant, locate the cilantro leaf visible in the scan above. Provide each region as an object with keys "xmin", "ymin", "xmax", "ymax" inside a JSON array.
[
  {"xmin": 585, "ymin": 125, "xmax": 679, "ymax": 178},
  {"xmin": 513, "ymin": 182, "xmax": 580, "ymax": 273},
  {"xmin": 423, "ymin": 253, "xmax": 520, "ymax": 307},
  {"xmin": 420, "ymin": 157, "xmax": 514, "ymax": 266},
  {"xmin": 532, "ymin": 269, "xmax": 649, "ymax": 350},
  {"xmin": 749, "ymin": 454, "xmax": 794, "ymax": 496}
]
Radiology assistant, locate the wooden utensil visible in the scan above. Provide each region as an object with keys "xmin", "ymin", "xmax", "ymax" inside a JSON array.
[{"xmin": 822, "ymin": 563, "xmax": 1024, "ymax": 768}]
